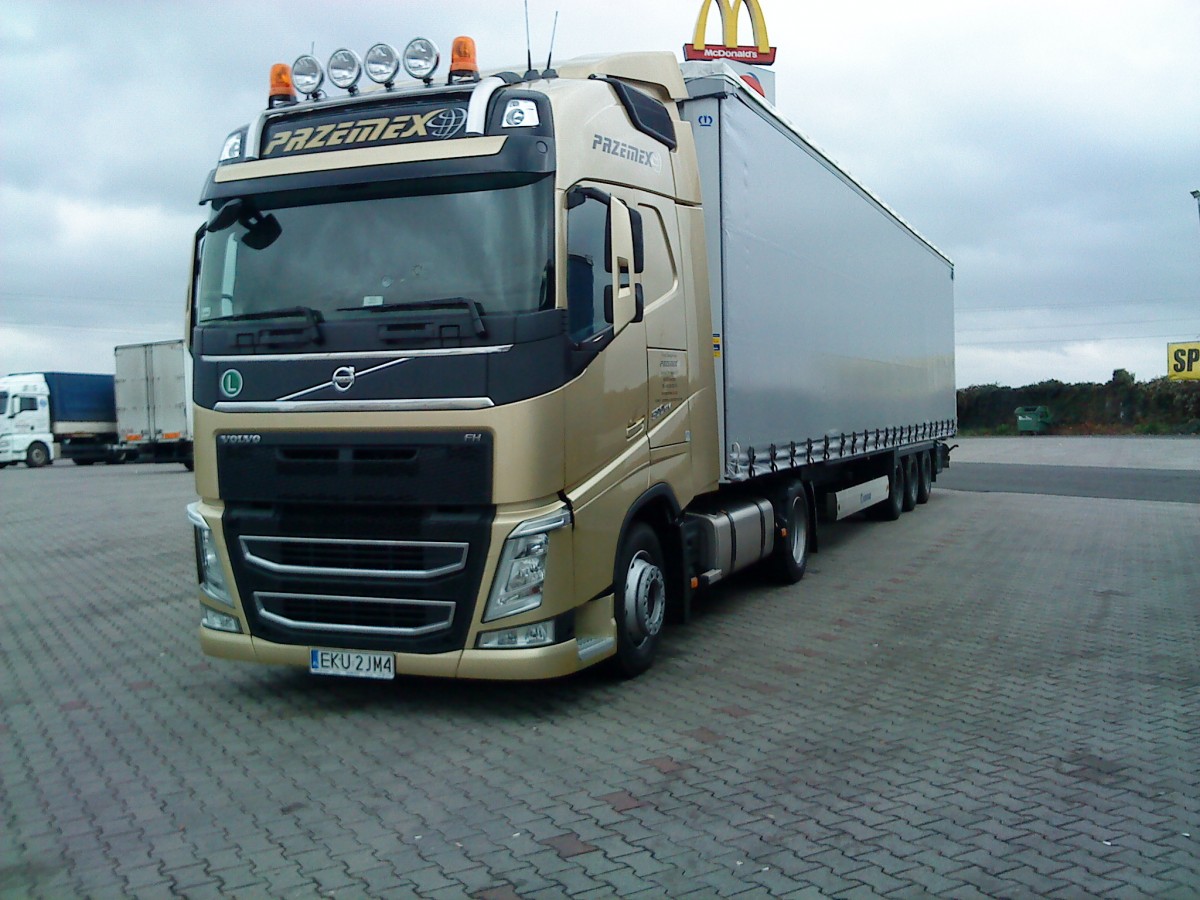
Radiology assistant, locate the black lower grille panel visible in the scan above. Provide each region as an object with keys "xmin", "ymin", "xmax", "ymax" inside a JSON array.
[{"xmin": 223, "ymin": 500, "xmax": 493, "ymax": 654}]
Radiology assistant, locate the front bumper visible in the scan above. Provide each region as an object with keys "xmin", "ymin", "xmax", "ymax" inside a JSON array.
[{"xmin": 198, "ymin": 602, "xmax": 616, "ymax": 680}]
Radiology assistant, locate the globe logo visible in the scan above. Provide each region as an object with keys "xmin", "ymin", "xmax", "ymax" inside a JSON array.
[{"xmin": 428, "ymin": 108, "xmax": 467, "ymax": 139}]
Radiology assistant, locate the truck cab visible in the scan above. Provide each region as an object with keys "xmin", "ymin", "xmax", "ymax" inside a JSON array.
[
  {"xmin": 0, "ymin": 375, "xmax": 54, "ymax": 467},
  {"xmin": 187, "ymin": 45, "xmax": 715, "ymax": 679}
]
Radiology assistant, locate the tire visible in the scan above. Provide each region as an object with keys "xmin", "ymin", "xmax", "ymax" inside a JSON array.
[
  {"xmin": 610, "ymin": 522, "xmax": 667, "ymax": 678},
  {"xmin": 870, "ymin": 457, "xmax": 904, "ymax": 521},
  {"xmin": 25, "ymin": 442, "xmax": 50, "ymax": 468},
  {"xmin": 72, "ymin": 459, "xmax": 96, "ymax": 466},
  {"xmin": 771, "ymin": 486, "xmax": 810, "ymax": 584},
  {"xmin": 183, "ymin": 460, "xmax": 195, "ymax": 472},
  {"xmin": 901, "ymin": 455, "xmax": 919, "ymax": 512},
  {"xmin": 916, "ymin": 451, "xmax": 933, "ymax": 504}
]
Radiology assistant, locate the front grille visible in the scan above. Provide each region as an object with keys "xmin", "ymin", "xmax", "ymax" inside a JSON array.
[
  {"xmin": 240, "ymin": 536, "xmax": 468, "ymax": 580},
  {"xmin": 255, "ymin": 592, "xmax": 455, "ymax": 637}
]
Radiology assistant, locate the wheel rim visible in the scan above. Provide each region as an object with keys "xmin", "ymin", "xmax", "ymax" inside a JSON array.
[
  {"xmin": 624, "ymin": 551, "xmax": 665, "ymax": 647},
  {"xmin": 789, "ymin": 496, "xmax": 807, "ymax": 564}
]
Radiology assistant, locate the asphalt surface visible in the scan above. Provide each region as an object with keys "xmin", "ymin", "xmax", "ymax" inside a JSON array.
[{"xmin": 2, "ymin": 442, "xmax": 1198, "ymax": 898}]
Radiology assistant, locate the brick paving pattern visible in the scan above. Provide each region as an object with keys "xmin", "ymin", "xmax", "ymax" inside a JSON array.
[{"xmin": 1, "ymin": 461, "xmax": 1197, "ymax": 897}]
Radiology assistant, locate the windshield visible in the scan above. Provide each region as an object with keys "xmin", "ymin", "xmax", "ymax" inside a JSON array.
[{"xmin": 194, "ymin": 175, "xmax": 554, "ymax": 325}]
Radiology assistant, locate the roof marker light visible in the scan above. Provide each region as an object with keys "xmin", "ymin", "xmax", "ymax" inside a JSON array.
[
  {"xmin": 328, "ymin": 48, "xmax": 362, "ymax": 93},
  {"xmin": 449, "ymin": 35, "xmax": 480, "ymax": 84},
  {"xmin": 268, "ymin": 63, "xmax": 297, "ymax": 108},
  {"xmin": 365, "ymin": 43, "xmax": 400, "ymax": 87},
  {"xmin": 292, "ymin": 54, "xmax": 325, "ymax": 98},
  {"xmin": 403, "ymin": 37, "xmax": 440, "ymax": 83}
]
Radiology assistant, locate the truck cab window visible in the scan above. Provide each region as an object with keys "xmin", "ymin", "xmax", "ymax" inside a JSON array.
[
  {"xmin": 567, "ymin": 193, "xmax": 610, "ymax": 343},
  {"xmin": 19, "ymin": 397, "xmax": 38, "ymax": 413}
]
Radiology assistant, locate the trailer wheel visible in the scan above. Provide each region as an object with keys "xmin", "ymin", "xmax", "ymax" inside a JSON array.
[
  {"xmin": 901, "ymin": 455, "xmax": 919, "ymax": 512},
  {"xmin": 610, "ymin": 522, "xmax": 667, "ymax": 678},
  {"xmin": 870, "ymin": 458, "xmax": 904, "ymax": 521},
  {"xmin": 25, "ymin": 443, "xmax": 50, "ymax": 468},
  {"xmin": 771, "ymin": 487, "xmax": 810, "ymax": 584},
  {"xmin": 916, "ymin": 452, "xmax": 933, "ymax": 504}
]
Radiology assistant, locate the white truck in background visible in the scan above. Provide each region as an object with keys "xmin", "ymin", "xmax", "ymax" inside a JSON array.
[
  {"xmin": 0, "ymin": 372, "xmax": 121, "ymax": 467},
  {"xmin": 115, "ymin": 340, "xmax": 194, "ymax": 470}
]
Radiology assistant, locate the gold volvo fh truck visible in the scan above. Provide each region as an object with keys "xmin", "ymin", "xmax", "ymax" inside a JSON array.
[{"xmin": 187, "ymin": 39, "xmax": 955, "ymax": 682}]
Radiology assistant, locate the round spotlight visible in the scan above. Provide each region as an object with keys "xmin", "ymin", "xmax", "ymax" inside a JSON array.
[
  {"xmin": 403, "ymin": 37, "xmax": 441, "ymax": 81},
  {"xmin": 327, "ymin": 48, "xmax": 362, "ymax": 91},
  {"xmin": 364, "ymin": 43, "xmax": 400, "ymax": 85},
  {"xmin": 292, "ymin": 54, "xmax": 325, "ymax": 96}
]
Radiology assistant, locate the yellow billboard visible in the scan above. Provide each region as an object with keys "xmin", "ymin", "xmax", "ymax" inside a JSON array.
[{"xmin": 1168, "ymin": 342, "xmax": 1200, "ymax": 381}]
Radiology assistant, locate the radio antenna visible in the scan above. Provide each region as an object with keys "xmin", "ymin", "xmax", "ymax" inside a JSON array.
[
  {"xmin": 543, "ymin": 11, "xmax": 559, "ymax": 77},
  {"xmin": 523, "ymin": 0, "xmax": 537, "ymax": 79}
]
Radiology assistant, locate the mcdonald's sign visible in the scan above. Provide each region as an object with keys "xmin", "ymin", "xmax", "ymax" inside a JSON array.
[{"xmin": 684, "ymin": 0, "xmax": 776, "ymax": 65}]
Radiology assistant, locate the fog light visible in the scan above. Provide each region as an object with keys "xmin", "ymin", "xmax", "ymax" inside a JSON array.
[
  {"xmin": 201, "ymin": 606, "xmax": 242, "ymax": 633},
  {"xmin": 477, "ymin": 620, "xmax": 555, "ymax": 649}
]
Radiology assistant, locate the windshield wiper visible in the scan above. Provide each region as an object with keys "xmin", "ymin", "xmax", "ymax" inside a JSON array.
[
  {"xmin": 205, "ymin": 305, "xmax": 323, "ymax": 325},
  {"xmin": 204, "ymin": 306, "xmax": 323, "ymax": 348},
  {"xmin": 337, "ymin": 297, "xmax": 486, "ymax": 337}
]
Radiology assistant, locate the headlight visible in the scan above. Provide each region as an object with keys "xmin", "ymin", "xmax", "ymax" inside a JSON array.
[
  {"xmin": 364, "ymin": 43, "xmax": 400, "ymax": 85},
  {"xmin": 327, "ymin": 48, "xmax": 362, "ymax": 91},
  {"xmin": 188, "ymin": 502, "xmax": 233, "ymax": 607},
  {"xmin": 292, "ymin": 54, "xmax": 325, "ymax": 96},
  {"xmin": 483, "ymin": 507, "xmax": 571, "ymax": 622},
  {"xmin": 402, "ymin": 38, "xmax": 440, "ymax": 81}
]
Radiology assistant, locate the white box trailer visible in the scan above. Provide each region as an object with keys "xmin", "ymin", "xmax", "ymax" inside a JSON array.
[
  {"xmin": 115, "ymin": 340, "xmax": 194, "ymax": 469},
  {"xmin": 680, "ymin": 63, "xmax": 956, "ymax": 481}
]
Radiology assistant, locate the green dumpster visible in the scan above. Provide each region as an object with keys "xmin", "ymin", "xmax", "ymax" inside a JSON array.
[{"xmin": 1015, "ymin": 406, "xmax": 1052, "ymax": 435}]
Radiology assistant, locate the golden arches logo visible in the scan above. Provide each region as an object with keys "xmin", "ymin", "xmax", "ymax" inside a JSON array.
[{"xmin": 684, "ymin": 0, "xmax": 776, "ymax": 65}]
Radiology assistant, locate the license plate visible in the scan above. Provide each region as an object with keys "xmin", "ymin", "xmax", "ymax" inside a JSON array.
[{"xmin": 309, "ymin": 648, "xmax": 395, "ymax": 680}]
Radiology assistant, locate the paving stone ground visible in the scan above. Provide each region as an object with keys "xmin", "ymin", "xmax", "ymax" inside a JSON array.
[{"xmin": 1, "ymin": 451, "xmax": 1197, "ymax": 898}]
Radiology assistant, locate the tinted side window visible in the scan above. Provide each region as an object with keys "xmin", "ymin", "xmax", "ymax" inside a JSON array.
[
  {"xmin": 19, "ymin": 396, "xmax": 38, "ymax": 413},
  {"xmin": 566, "ymin": 195, "xmax": 609, "ymax": 343}
]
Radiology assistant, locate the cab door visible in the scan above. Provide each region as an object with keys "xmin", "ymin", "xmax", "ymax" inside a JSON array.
[{"xmin": 562, "ymin": 184, "xmax": 648, "ymax": 491}]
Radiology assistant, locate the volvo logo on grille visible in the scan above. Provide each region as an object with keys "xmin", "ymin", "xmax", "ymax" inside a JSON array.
[{"xmin": 332, "ymin": 366, "xmax": 356, "ymax": 392}]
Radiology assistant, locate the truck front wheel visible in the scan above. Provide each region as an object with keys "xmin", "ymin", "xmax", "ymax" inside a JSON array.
[
  {"xmin": 25, "ymin": 443, "xmax": 50, "ymax": 468},
  {"xmin": 611, "ymin": 522, "xmax": 667, "ymax": 678}
]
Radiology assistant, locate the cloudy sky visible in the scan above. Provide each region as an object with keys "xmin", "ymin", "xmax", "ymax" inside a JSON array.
[{"xmin": 1, "ymin": 0, "xmax": 1197, "ymax": 387}]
